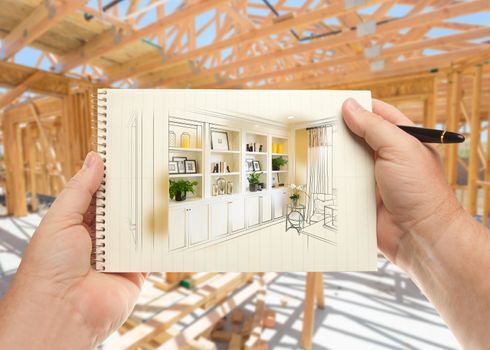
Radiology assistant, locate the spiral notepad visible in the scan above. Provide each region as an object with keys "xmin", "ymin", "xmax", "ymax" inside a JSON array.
[{"xmin": 92, "ymin": 88, "xmax": 376, "ymax": 272}]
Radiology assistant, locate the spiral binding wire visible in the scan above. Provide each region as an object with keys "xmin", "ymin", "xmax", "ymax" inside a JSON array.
[{"xmin": 91, "ymin": 89, "xmax": 108, "ymax": 271}]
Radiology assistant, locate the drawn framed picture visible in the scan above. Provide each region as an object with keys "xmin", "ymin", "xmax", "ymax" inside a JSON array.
[
  {"xmin": 185, "ymin": 160, "xmax": 197, "ymax": 174},
  {"xmin": 168, "ymin": 161, "xmax": 179, "ymax": 174},
  {"xmin": 246, "ymin": 158, "xmax": 254, "ymax": 172},
  {"xmin": 272, "ymin": 173, "xmax": 279, "ymax": 187},
  {"xmin": 173, "ymin": 156, "xmax": 187, "ymax": 173},
  {"xmin": 211, "ymin": 130, "xmax": 229, "ymax": 151},
  {"xmin": 253, "ymin": 160, "xmax": 261, "ymax": 171}
]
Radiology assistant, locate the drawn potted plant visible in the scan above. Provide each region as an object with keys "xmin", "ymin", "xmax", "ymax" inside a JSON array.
[
  {"xmin": 289, "ymin": 184, "xmax": 305, "ymax": 207},
  {"xmin": 247, "ymin": 171, "xmax": 262, "ymax": 192},
  {"xmin": 272, "ymin": 156, "xmax": 288, "ymax": 171},
  {"xmin": 169, "ymin": 179, "xmax": 198, "ymax": 201}
]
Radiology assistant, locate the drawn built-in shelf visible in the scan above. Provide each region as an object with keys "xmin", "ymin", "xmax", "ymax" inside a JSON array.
[
  {"xmin": 169, "ymin": 196, "xmax": 203, "ymax": 205},
  {"xmin": 169, "ymin": 147, "xmax": 203, "ymax": 152},
  {"xmin": 271, "ymin": 153, "xmax": 288, "ymax": 156},
  {"xmin": 211, "ymin": 150, "xmax": 240, "ymax": 154},
  {"xmin": 169, "ymin": 173, "xmax": 203, "ymax": 178},
  {"xmin": 211, "ymin": 172, "xmax": 240, "ymax": 176},
  {"xmin": 246, "ymin": 171, "xmax": 268, "ymax": 174},
  {"xmin": 245, "ymin": 151, "xmax": 267, "ymax": 155},
  {"xmin": 272, "ymin": 170, "xmax": 288, "ymax": 173}
]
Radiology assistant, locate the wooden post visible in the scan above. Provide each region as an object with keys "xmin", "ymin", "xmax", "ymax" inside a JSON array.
[
  {"xmin": 425, "ymin": 77, "xmax": 438, "ymax": 128},
  {"xmin": 26, "ymin": 125, "xmax": 38, "ymax": 212},
  {"xmin": 2, "ymin": 114, "xmax": 27, "ymax": 216},
  {"xmin": 467, "ymin": 65, "xmax": 483, "ymax": 216},
  {"xmin": 301, "ymin": 272, "xmax": 317, "ymax": 350},
  {"xmin": 445, "ymin": 70, "xmax": 461, "ymax": 190},
  {"xmin": 314, "ymin": 272, "xmax": 325, "ymax": 309}
]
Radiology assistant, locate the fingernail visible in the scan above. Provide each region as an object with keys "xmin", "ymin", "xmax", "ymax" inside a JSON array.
[
  {"xmin": 345, "ymin": 98, "xmax": 364, "ymax": 113},
  {"xmin": 83, "ymin": 152, "xmax": 96, "ymax": 169}
]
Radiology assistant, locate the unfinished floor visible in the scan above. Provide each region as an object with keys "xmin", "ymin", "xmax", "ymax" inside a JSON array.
[{"xmin": 0, "ymin": 212, "xmax": 459, "ymax": 350}]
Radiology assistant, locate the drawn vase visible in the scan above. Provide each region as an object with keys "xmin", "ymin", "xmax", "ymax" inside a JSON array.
[
  {"xmin": 169, "ymin": 131, "xmax": 176, "ymax": 147},
  {"xmin": 272, "ymin": 143, "xmax": 278, "ymax": 153},
  {"xmin": 181, "ymin": 132, "xmax": 190, "ymax": 148},
  {"xmin": 277, "ymin": 143, "xmax": 284, "ymax": 154},
  {"xmin": 226, "ymin": 181, "xmax": 233, "ymax": 194}
]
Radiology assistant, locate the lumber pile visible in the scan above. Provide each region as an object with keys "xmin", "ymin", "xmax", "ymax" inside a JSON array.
[{"xmin": 102, "ymin": 273, "xmax": 278, "ymax": 350}]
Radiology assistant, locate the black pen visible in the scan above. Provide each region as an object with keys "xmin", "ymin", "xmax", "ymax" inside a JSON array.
[{"xmin": 397, "ymin": 125, "xmax": 465, "ymax": 144}]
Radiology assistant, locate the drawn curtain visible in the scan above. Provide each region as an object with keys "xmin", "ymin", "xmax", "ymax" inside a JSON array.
[{"xmin": 306, "ymin": 124, "xmax": 333, "ymax": 221}]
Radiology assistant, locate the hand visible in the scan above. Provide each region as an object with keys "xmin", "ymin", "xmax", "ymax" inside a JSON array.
[
  {"xmin": 342, "ymin": 98, "xmax": 490, "ymax": 349},
  {"xmin": 0, "ymin": 152, "xmax": 146, "ymax": 349},
  {"xmin": 341, "ymin": 98, "xmax": 468, "ymax": 269}
]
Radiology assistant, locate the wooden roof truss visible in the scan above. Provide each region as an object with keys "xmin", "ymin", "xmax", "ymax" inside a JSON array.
[{"xmin": 0, "ymin": 0, "xmax": 488, "ymax": 108}]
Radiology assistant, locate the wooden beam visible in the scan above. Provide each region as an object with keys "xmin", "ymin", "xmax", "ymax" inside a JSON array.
[
  {"xmin": 0, "ymin": 61, "xmax": 96, "ymax": 99},
  {"xmin": 0, "ymin": 0, "xmax": 87, "ymax": 60},
  {"xmin": 468, "ymin": 65, "xmax": 483, "ymax": 215},
  {"xmin": 58, "ymin": 0, "xmax": 226, "ymax": 73},
  {"xmin": 0, "ymin": 71, "xmax": 44, "ymax": 109},
  {"xmin": 107, "ymin": 0, "xmax": 382, "ymax": 82}
]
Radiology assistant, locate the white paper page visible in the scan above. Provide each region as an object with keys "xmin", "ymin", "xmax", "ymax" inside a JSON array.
[{"xmin": 98, "ymin": 89, "xmax": 375, "ymax": 272}]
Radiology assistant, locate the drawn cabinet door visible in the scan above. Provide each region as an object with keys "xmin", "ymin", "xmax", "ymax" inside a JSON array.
[
  {"xmin": 272, "ymin": 189, "xmax": 287, "ymax": 219},
  {"xmin": 260, "ymin": 194, "xmax": 272, "ymax": 223},
  {"xmin": 229, "ymin": 198, "xmax": 245, "ymax": 233},
  {"xmin": 210, "ymin": 201, "xmax": 228, "ymax": 238},
  {"xmin": 188, "ymin": 204, "xmax": 209, "ymax": 246},
  {"xmin": 246, "ymin": 196, "xmax": 260, "ymax": 227},
  {"xmin": 169, "ymin": 207, "xmax": 186, "ymax": 251}
]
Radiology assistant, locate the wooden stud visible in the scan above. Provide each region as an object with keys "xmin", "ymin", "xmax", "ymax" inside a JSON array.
[
  {"xmin": 301, "ymin": 272, "xmax": 317, "ymax": 350},
  {"xmin": 446, "ymin": 70, "xmax": 461, "ymax": 189},
  {"xmin": 468, "ymin": 65, "xmax": 483, "ymax": 216},
  {"xmin": 314, "ymin": 272, "xmax": 325, "ymax": 310}
]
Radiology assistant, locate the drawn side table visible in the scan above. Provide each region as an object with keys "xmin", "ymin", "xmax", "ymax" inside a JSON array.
[
  {"xmin": 324, "ymin": 204, "xmax": 338, "ymax": 229},
  {"xmin": 286, "ymin": 204, "xmax": 306, "ymax": 234}
]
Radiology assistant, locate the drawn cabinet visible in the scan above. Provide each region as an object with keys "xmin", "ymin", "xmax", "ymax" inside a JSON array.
[
  {"xmin": 169, "ymin": 207, "xmax": 186, "ymax": 251},
  {"xmin": 272, "ymin": 189, "xmax": 288, "ymax": 219},
  {"xmin": 229, "ymin": 198, "xmax": 245, "ymax": 233},
  {"xmin": 188, "ymin": 205, "xmax": 209, "ymax": 245},
  {"xmin": 169, "ymin": 204, "xmax": 209, "ymax": 250},
  {"xmin": 246, "ymin": 196, "xmax": 260, "ymax": 227},
  {"xmin": 210, "ymin": 201, "xmax": 228, "ymax": 238},
  {"xmin": 260, "ymin": 194, "xmax": 272, "ymax": 222}
]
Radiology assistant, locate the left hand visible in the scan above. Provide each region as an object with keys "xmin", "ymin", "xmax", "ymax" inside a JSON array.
[{"xmin": 0, "ymin": 152, "xmax": 146, "ymax": 349}]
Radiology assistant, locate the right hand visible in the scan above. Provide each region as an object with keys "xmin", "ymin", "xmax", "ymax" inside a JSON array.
[{"xmin": 341, "ymin": 98, "xmax": 467, "ymax": 269}]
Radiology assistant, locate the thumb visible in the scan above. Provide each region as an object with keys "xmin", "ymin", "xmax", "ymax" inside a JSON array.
[
  {"xmin": 342, "ymin": 98, "xmax": 416, "ymax": 152},
  {"xmin": 43, "ymin": 152, "xmax": 104, "ymax": 229}
]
